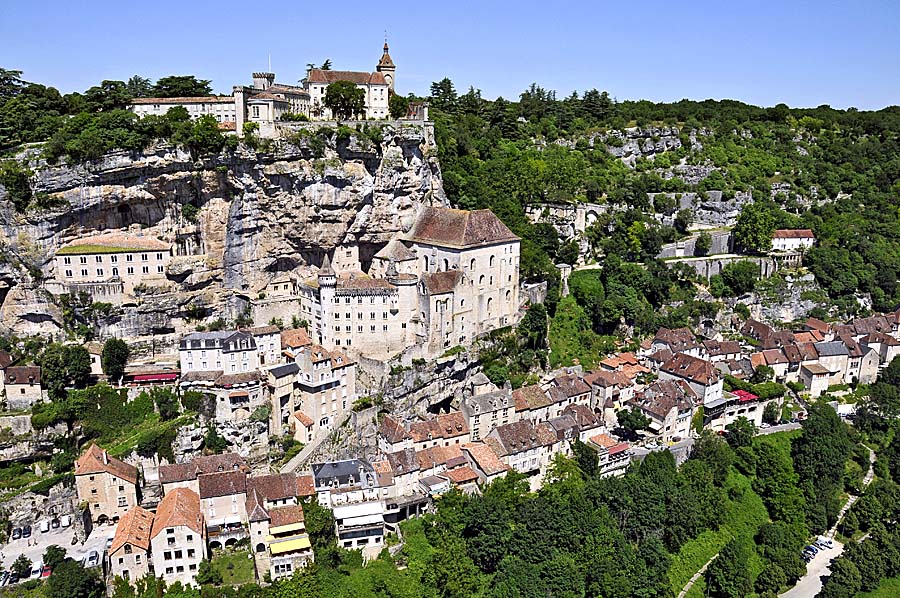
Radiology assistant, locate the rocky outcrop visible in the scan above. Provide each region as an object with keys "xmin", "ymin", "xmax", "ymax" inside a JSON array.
[{"xmin": 0, "ymin": 124, "xmax": 446, "ymax": 340}]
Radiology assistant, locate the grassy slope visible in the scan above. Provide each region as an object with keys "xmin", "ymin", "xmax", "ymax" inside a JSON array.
[
  {"xmin": 211, "ymin": 550, "xmax": 255, "ymax": 586},
  {"xmin": 859, "ymin": 577, "xmax": 900, "ymax": 598}
]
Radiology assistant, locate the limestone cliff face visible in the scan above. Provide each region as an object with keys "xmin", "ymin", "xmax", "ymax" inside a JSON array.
[{"xmin": 0, "ymin": 123, "xmax": 446, "ymax": 339}]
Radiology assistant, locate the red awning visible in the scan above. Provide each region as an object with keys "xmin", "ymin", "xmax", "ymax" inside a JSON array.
[
  {"xmin": 132, "ymin": 372, "xmax": 179, "ymax": 382},
  {"xmin": 733, "ymin": 389, "xmax": 759, "ymax": 402}
]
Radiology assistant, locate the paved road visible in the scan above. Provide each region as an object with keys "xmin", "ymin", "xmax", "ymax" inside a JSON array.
[
  {"xmin": 780, "ymin": 445, "xmax": 875, "ymax": 597},
  {"xmin": 0, "ymin": 523, "xmax": 112, "ymax": 577}
]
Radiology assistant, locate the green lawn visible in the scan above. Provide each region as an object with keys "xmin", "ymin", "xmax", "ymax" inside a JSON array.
[
  {"xmin": 859, "ymin": 576, "xmax": 900, "ymax": 597},
  {"xmin": 211, "ymin": 550, "xmax": 256, "ymax": 586}
]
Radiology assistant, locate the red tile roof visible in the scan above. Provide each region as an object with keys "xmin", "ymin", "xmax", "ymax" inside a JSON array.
[
  {"xmin": 296, "ymin": 474, "xmax": 315, "ymax": 497},
  {"xmin": 660, "ymin": 353, "xmax": 720, "ymax": 385},
  {"xmin": 445, "ymin": 466, "xmax": 479, "ymax": 484},
  {"xmin": 773, "ymin": 229, "xmax": 815, "ymax": 238},
  {"xmin": 281, "ymin": 328, "xmax": 312, "ymax": 350},
  {"xmin": 379, "ymin": 415, "xmax": 411, "ymax": 444},
  {"xmin": 198, "ymin": 471, "xmax": 247, "ymax": 499},
  {"xmin": 110, "ymin": 506, "xmax": 154, "ymax": 554},
  {"xmin": 4, "ymin": 366, "xmax": 40, "ymax": 385},
  {"xmin": 75, "ymin": 443, "xmax": 138, "ymax": 485},
  {"xmin": 462, "ymin": 442, "xmax": 509, "ymax": 476},
  {"xmin": 131, "ymin": 96, "xmax": 232, "ymax": 104},
  {"xmin": 409, "ymin": 412, "xmax": 468, "ymax": 442},
  {"xmin": 151, "ymin": 488, "xmax": 203, "ymax": 538},
  {"xmin": 306, "ymin": 69, "xmax": 387, "ymax": 86},
  {"xmin": 269, "ymin": 504, "xmax": 305, "ymax": 527}
]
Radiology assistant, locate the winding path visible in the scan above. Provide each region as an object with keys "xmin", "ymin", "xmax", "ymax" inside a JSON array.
[{"xmin": 677, "ymin": 552, "xmax": 720, "ymax": 598}]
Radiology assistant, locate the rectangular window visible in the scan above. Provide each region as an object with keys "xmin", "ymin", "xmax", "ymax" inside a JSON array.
[
  {"xmin": 65, "ymin": 270, "xmax": 72, "ymax": 277},
  {"xmin": 157, "ymin": 265, "xmax": 164, "ymax": 273},
  {"xmin": 96, "ymin": 255, "xmax": 103, "ymax": 263},
  {"xmin": 187, "ymin": 549, "xmax": 195, "ymax": 558},
  {"xmin": 142, "ymin": 266, "xmax": 149, "ymax": 274},
  {"xmin": 165, "ymin": 567, "xmax": 173, "ymax": 575},
  {"xmin": 164, "ymin": 551, "xmax": 172, "ymax": 560},
  {"xmin": 127, "ymin": 267, "xmax": 134, "ymax": 275},
  {"xmin": 135, "ymin": 554, "xmax": 142, "ymax": 564},
  {"xmin": 110, "ymin": 255, "xmax": 117, "ymax": 263},
  {"xmin": 112, "ymin": 267, "xmax": 118, "ymax": 276},
  {"xmin": 96, "ymin": 268, "xmax": 104, "ymax": 276},
  {"xmin": 81, "ymin": 269, "xmax": 88, "ymax": 276},
  {"xmin": 126, "ymin": 254, "xmax": 133, "ymax": 262},
  {"xmin": 79, "ymin": 256, "xmax": 87, "ymax": 264},
  {"xmin": 141, "ymin": 253, "xmax": 148, "ymax": 261},
  {"xmin": 118, "ymin": 496, "xmax": 127, "ymax": 507},
  {"xmin": 174, "ymin": 550, "xmax": 182, "ymax": 559},
  {"xmin": 156, "ymin": 253, "xmax": 163, "ymax": 260}
]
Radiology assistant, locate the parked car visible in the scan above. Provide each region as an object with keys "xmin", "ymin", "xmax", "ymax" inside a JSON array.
[
  {"xmin": 105, "ymin": 536, "xmax": 114, "ymax": 550},
  {"xmin": 86, "ymin": 551, "xmax": 100, "ymax": 568},
  {"xmin": 40, "ymin": 520, "xmax": 50, "ymax": 533},
  {"xmin": 60, "ymin": 515, "xmax": 71, "ymax": 528},
  {"xmin": 29, "ymin": 564, "xmax": 41, "ymax": 579},
  {"xmin": 11, "ymin": 527, "xmax": 21, "ymax": 540},
  {"xmin": 8, "ymin": 572, "xmax": 18, "ymax": 585},
  {"xmin": 0, "ymin": 571, "xmax": 9, "ymax": 587},
  {"xmin": 40, "ymin": 566, "xmax": 51, "ymax": 578},
  {"xmin": 51, "ymin": 518, "xmax": 60, "ymax": 529},
  {"xmin": 805, "ymin": 545, "xmax": 818, "ymax": 555},
  {"xmin": 22, "ymin": 525, "xmax": 31, "ymax": 538}
]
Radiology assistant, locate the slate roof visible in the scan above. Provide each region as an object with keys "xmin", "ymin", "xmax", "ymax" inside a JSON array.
[
  {"xmin": 632, "ymin": 380, "xmax": 695, "ymax": 420},
  {"xmin": 248, "ymin": 473, "xmax": 300, "ymax": 502},
  {"xmin": 652, "ymin": 327, "xmax": 700, "ymax": 352},
  {"xmin": 269, "ymin": 362, "xmax": 299, "ymax": 379},
  {"xmin": 311, "ymin": 459, "xmax": 373, "ymax": 489},
  {"xmin": 131, "ymin": 96, "xmax": 232, "ymax": 104},
  {"xmin": 406, "ymin": 207, "xmax": 519, "ymax": 249},
  {"xmin": 75, "ymin": 443, "xmax": 138, "ymax": 485},
  {"xmin": 151, "ymin": 488, "xmax": 202, "ymax": 538},
  {"xmin": 198, "ymin": 471, "xmax": 248, "ymax": 499},
  {"xmin": 660, "ymin": 353, "xmax": 720, "ymax": 385},
  {"xmin": 815, "ymin": 341, "xmax": 849, "ymax": 357},
  {"xmin": 742, "ymin": 319, "xmax": 775, "ymax": 341},
  {"xmin": 546, "ymin": 374, "xmax": 591, "ymax": 402},
  {"xmin": 109, "ymin": 506, "xmax": 154, "ymax": 554},
  {"xmin": 462, "ymin": 389, "xmax": 514, "ymax": 415},
  {"xmin": 702, "ymin": 340, "xmax": 742, "ymax": 357}
]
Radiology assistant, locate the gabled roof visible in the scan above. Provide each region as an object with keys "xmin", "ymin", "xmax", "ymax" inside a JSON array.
[
  {"xmin": 416, "ymin": 445, "xmax": 465, "ymax": 471},
  {"xmin": 198, "ymin": 471, "xmax": 247, "ymax": 499},
  {"xmin": 151, "ymin": 488, "xmax": 203, "ymax": 538},
  {"xmin": 0, "ymin": 350, "xmax": 12, "ymax": 369},
  {"xmin": 159, "ymin": 452, "xmax": 249, "ymax": 484},
  {"xmin": 131, "ymin": 96, "xmax": 232, "ymax": 104},
  {"xmin": 406, "ymin": 207, "xmax": 519, "ymax": 249},
  {"xmin": 306, "ymin": 69, "xmax": 387, "ymax": 86},
  {"xmin": 546, "ymin": 374, "xmax": 591, "ymax": 402},
  {"xmin": 75, "ymin": 443, "xmax": 138, "ymax": 485},
  {"xmin": 773, "ymin": 229, "xmax": 815, "ymax": 239},
  {"xmin": 512, "ymin": 385, "xmax": 551, "ymax": 411},
  {"xmin": 584, "ymin": 369, "xmax": 633, "ymax": 389},
  {"xmin": 562, "ymin": 403, "xmax": 600, "ymax": 428},
  {"xmin": 408, "ymin": 412, "xmax": 468, "ymax": 442},
  {"xmin": 374, "ymin": 239, "xmax": 417, "ymax": 262},
  {"xmin": 110, "ymin": 506, "xmax": 154, "ymax": 554},
  {"xmin": 702, "ymin": 340, "xmax": 742, "ymax": 357},
  {"xmin": 248, "ymin": 473, "xmax": 300, "ymax": 502},
  {"xmin": 281, "ymin": 328, "xmax": 312, "ymax": 350},
  {"xmin": 815, "ymin": 341, "xmax": 849, "ymax": 357},
  {"xmin": 652, "ymin": 327, "xmax": 700, "ymax": 352},
  {"xmin": 445, "ymin": 466, "xmax": 479, "ymax": 485},
  {"xmin": 660, "ymin": 353, "xmax": 720, "ymax": 385},
  {"xmin": 246, "ymin": 488, "xmax": 269, "ymax": 523},
  {"xmin": 269, "ymin": 504, "xmax": 305, "ymax": 527},
  {"xmin": 4, "ymin": 366, "xmax": 40, "ymax": 385},
  {"xmin": 632, "ymin": 380, "xmax": 695, "ymax": 420},
  {"xmin": 805, "ymin": 317, "xmax": 830, "ymax": 334},
  {"xmin": 486, "ymin": 420, "xmax": 558, "ymax": 456},
  {"xmin": 761, "ymin": 348, "xmax": 789, "ymax": 365},
  {"xmin": 386, "ymin": 448, "xmax": 420, "ymax": 475},
  {"xmin": 461, "ymin": 442, "xmax": 509, "ymax": 476},
  {"xmin": 296, "ymin": 474, "xmax": 315, "ymax": 497},
  {"xmin": 599, "ymin": 352, "xmax": 639, "ymax": 370},
  {"xmin": 378, "ymin": 415, "xmax": 411, "ymax": 444}
]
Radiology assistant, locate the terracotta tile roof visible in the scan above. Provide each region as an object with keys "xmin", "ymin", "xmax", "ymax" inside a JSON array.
[
  {"xmin": 773, "ymin": 229, "xmax": 815, "ymax": 238},
  {"xmin": 742, "ymin": 319, "xmax": 775, "ymax": 342},
  {"xmin": 244, "ymin": 325, "xmax": 280, "ymax": 335},
  {"xmin": 218, "ymin": 121, "xmax": 237, "ymax": 131},
  {"xmin": 406, "ymin": 207, "xmax": 519, "ymax": 249},
  {"xmin": 851, "ymin": 316, "xmax": 893, "ymax": 336},
  {"xmin": 802, "ymin": 363, "xmax": 831, "ymax": 375},
  {"xmin": 180, "ymin": 370, "xmax": 223, "ymax": 383},
  {"xmin": 151, "ymin": 488, "xmax": 203, "ymax": 538},
  {"xmin": 793, "ymin": 331, "xmax": 824, "ymax": 344},
  {"xmin": 0, "ymin": 350, "xmax": 12, "ymax": 369},
  {"xmin": 546, "ymin": 374, "xmax": 591, "ymax": 402},
  {"xmin": 269, "ymin": 504, "xmax": 305, "ymax": 527},
  {"xmin": 75, "ymin": 443, "xmax": 138, "ymax": 485},
  {"xmin": 408, "ymin": 412, "xmax": 468, "ymax": 442},
  {"xmin": 422, "ymin": 270, "xmax": 462, "ymax": 295},
  {"xmin": 246, "ymin": 488, "xmax": 269, "ymax": 522},
  {"xmin": 862, "ymin": 332, "xmax": 900, "ymax": 347},
  {"xmin": 198, "ymin": 471, "xmax": 247, "ymax": 499},
  {"xmin": 249, "ymin": 473, "xmax": 300, "ymax": 502},
  {"xmin": 590, "ymin": 433, "xmax": 618, "ymax": 449},
  {"xmin": 4, "ymin": 366, "xmax": 40, "ymax": 385},
  {"xmin": 194, "ymin": 453, "xmax": 249, "ymax": 475},
  {"xmin": 632, "ymin": 380, "xmax": 694, "ymax": 420},
  {"xmin": 306, "ymin": 69, "xmax": 387, "ymax": 86},
  {"xmin": 131, "ymin": 96, "xmax": 233, "ymax": 104},
  {"xmin": 702, "ymin": 340, "xmax": 741, "ymax": 357},
  {"xmin": 379, "ymin": 415, "xmax": 411, "ymax": 444},
  {"xmin": 58, "ymin": 232, "xmax": 170, "ymax": 254},
  {"xmin": 840, "ymin": 335, "xmax": 867, "ymax": 358},
  {"xmin": 660, "ymin": 353, "xmax": 720, "ymax": 385},
  {"xmin": 416, "ymin": 445, "xmax": 464, "ymax": 470},
  {"xmin": 805, "ymin": 317, "xmax": 830, "ymax": 334},
  {"xmin": 487, "ymin": 419, "xmax": 557, "ymax": 456},
  {"xmin": 462, "ymin": 442, "xmax": 509, "ymax": 476},
  {"xmin": 110, "ymin": 506, "xmax": 154, "ymax": 554},
  {"xmin": 749, "ymin": 352, "xmax": 766, "ymax": 369},
  {"xmin": 281, "ymin": 328, "xmax": 312, "ymax": 350},
  {"xmin": 445, "ymin": 466, "xmax": 479, "ymax": 484},
  {"xmin": 600, "ymin": 352, "xmax": 639, "ymax": 370},
  {"xmin": 653, "ymin": 327, "xmax": 699, "ymax": 352},
  {"xmin": 158, "ymin": 463, "xmax": 198, "ymax": 485},
  {"xmin": 386, "ymin": 448, "xmax": 420, "ymax": 474},
  {"xmin": 292, "ymin": 410, "xmax": 314, "ymax": 427},
  {"xmin": 762, "ymin": 348, "xmax": 789, "ymax": 365},
  {"xmin": 296, "ymin": 474, "xmax": 315, "ymax": 497},
  {"xmin": 512, "ymin": 385, "xmax": 551, "ymax": 411},
  {"xmin": 584, "ymin": 369, "xmax": 632, "ymax": 389},
  {"xmin": 374, "ymin": 239, "xmax": 417, "ymax": 262}
]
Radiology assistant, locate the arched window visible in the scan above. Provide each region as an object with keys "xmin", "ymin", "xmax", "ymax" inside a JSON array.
[
  {"xmin": 423, "ymin": 256, "xmax": 429, "ymax": 272},
  {"xmin": 487, "ymin": 297, "xmax": 494, "ymax": 314},
  {"xmin": 256, "ymin": 543, "xmax": 266, "ymax": 553},
  {"xmin": 470, "ymin": 258, "xmax": 476, "ymax": 271},
  {"xmin": 506, "ymin": 290, "xmax": 512, "ymax": 302},
  {"xmin": 489, "ymin": 255, "xmax": 495, "ymax": 267},
  {"xmin": 479, "ymin": 275, "xmax": 485, "ymax": 285},
  {"xmin": 443, "ymin": 258, "xmax": 449, "ymax": 271}
]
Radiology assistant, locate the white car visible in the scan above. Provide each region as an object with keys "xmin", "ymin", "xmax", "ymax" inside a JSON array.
[
  {"xmin": 29, "ymin": 564, "xmax": 42, "ymax": 579},
  {"xmin": 85, "ymin": 550, "xmax": 100, "ymax": 568}
]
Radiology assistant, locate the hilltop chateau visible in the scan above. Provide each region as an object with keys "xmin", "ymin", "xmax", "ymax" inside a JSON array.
[
  {"xmin": 129, "ymin": 42, "xmax": 407, "ymax": 135},
  {"xmin": 298, "ymin": 206, "xmax": 522, "ymax": 360}
]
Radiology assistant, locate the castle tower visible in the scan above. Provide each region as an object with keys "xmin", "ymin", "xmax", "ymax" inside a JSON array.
[
  {"xmin": 376, "ymin": 41, "xmax": 396, "ymax": 93},
  {"xmin": 252, "ymin": 72, "xmax": 275, "ymax": 90},
  {"xmin": 386, "ymin": 260, "xmax": 418, "ymax": 345},
  {"xmin": 317, "ymin": 253, "xmax": 336, "ymax": 346}
]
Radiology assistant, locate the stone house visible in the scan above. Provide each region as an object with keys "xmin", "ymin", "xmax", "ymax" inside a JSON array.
[
  {"xmin": 84, "ymin": 342, "xmax": 105, "ymax": 378},
  {"xmin": 377, "ymin": 415, "xmax": 412, "ymax": 455},
  {"xmin": 862, "ymin": 333, "xmax": 900, "ymax": 365},
  {"xmin": 408, "ymin": 412, "xmax": 470, "ymax": 451},
  {"xmin": 245, "ymin": 474, "xmax": 313, "ymax": 581},
  {"xmin": 545, "ymin": 373, "xmax": 593, "ymax": 418},
  {"xmin": 149, "ymin": 488, "xmax": 206, "ymax": 588},
  {"xmin": 484, "ymin": 419, "xmax": 559, "ymax": 488},
  {"xmin": 649, "ymin": 327, "xmax": 703, "ymax": 358},
  {"xmin": 702, "ymin": 340, "xmax": 742, "ymax": 363},
  {"xmin": 658, "ymin": 353, "xmax": 723, "ymax": 405},
  {"xmin": 771, "ymin": 229, "xmax": 815, "ymax": 252},
  {"xmin": 703, "ymin": 390, "xmax": 769, "ymax": 433},
  {"xmin": 311, "ymin": 459, "xmax": 380, "ymax": 508},
  {"xmin": 584, "ymin": 369, "xmax": 635, "ymax": 428},
  {"xmin": 267, "ymin": 362, "xmax": 299, "ymax": 436},
  {"xmin": 108, "ymin": 506, "xmax": 154, "ymax": 584},
  {"xmin": 385, "ymin": 449, "xmax": 421, "ymax": 498},
  {"xmin": 842, "ymin": 336, "xmax": 879, "ymax": 384},
  {"xmin": 587, "ymin": 433, "xmax": 631, "ymax": 478},
  {"xmin": 333, "ymin": 501, "xmax": 386, "ymax": 550},
  {"xmin": 562, "ymin": 403, "xmax": 604, "ymax": 442},
  {"xmin": 198, "ymin": 471, "xmax": 249, "ymax": 549},
  {"xmin": 629, "ymin": 381, "xmax": 696, "ymax": 444},
  {"xmin": 288, "ymin": 410, "xmax": 315, "ymax": 444},
  {"xmin": 158, "ymin": 453, "xmax": 250, "ymax": 496},
  {"xmin": 461, "ymin": 442, "xmax": 510, "ymax": 484},
  {"xmin": 3, "ymin": 366, "xmax": 42, "ymax": 410},
  {"xmin": 179, "ymin": 331, "xmax": 259, "ymax": 375},
  {"xmin": 246, "ymin": 325, "xmax": 282, "ymax": 367},
  {"xmin": 294, "ymin": 344, "xmax": 356, "ymax": 433},
  {"xmin": 460, "ymin": 379, "xmax": 516, "ymax": 442},
  {"xmin": 800, "ymin": 363, "xmax": 831, "ymax": 397},
  {"xmin": 814, "ymin": 341, "xmax": 850, "ymax": 386},
  {"xmin": 75, "ymin": 443, "xmax": 139, "ymax": 524},
  {"xmin": 512, "ymin": 385, "xmax": 552, "ymax": 423}
]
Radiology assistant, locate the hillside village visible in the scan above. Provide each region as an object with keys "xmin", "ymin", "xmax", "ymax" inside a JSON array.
[{"xmin": 1, "ymin": 28, "xmax": 900, "ymax": 598}]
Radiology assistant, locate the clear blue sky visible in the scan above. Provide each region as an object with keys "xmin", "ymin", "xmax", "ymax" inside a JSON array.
[{"xmin": 3, "ymin": 0, "xmax": 898, "ymax": 109}]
